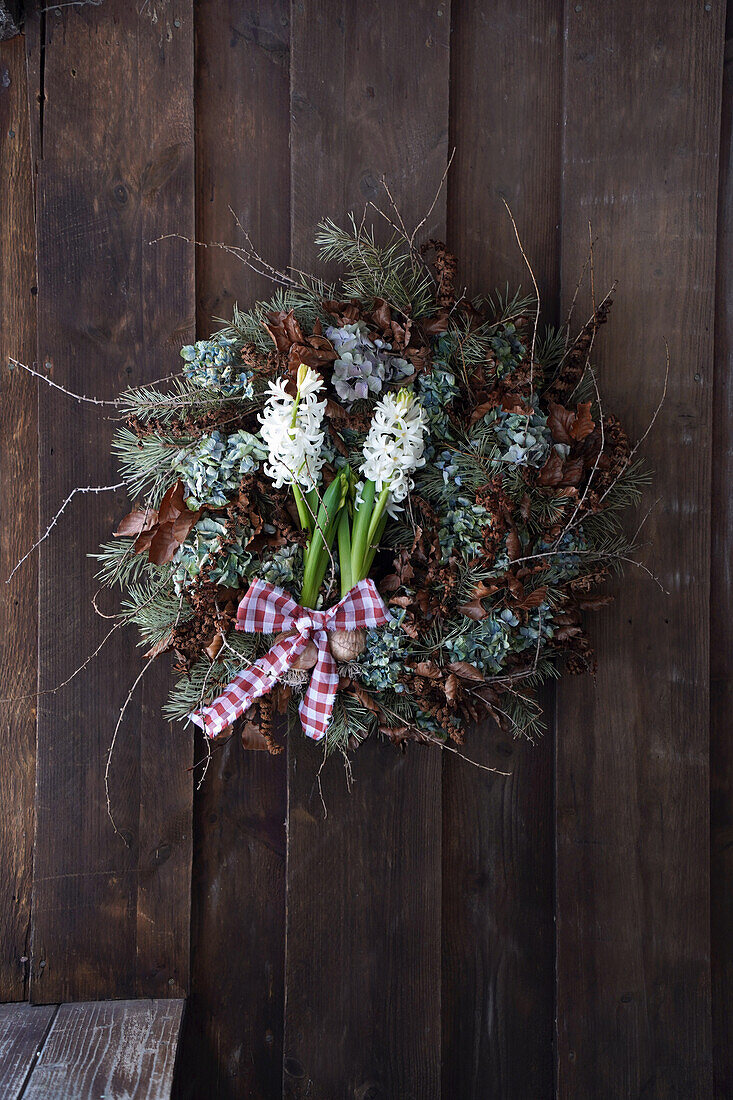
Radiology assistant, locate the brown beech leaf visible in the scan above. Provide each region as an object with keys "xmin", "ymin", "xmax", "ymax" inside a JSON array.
[
  {"xmin": 548, "ymin": 401, "xmax": 595, "ymax": 444},
  {"xmin": 264, "ymin": 308, "xmax": 304, "ymax": 352},
  {"xmin": 349, "ymin": 683, "xmax": 381, "ymax": 714},
  {"xmin": 458, "ymin": 581, "xmax": 498, "ymax": 621},
  {"xmin": 562, "ymin": 457, "xmax": 585, "ymax": 487},
  {"xmin": 572, "ymin": 402, "xmax": 595, "ymax": 441},
  {"xmin": 419, "ymin": 308, "xmax": 451, "ymax": 335},
  {"xmin": 240, "ymin": 719, "xmax": 271, "ymax": 752},
  {"xmin": 147, "ymin": 521, "xmax": 181, "ymax": 566},
  {"xmin": 519, "ymin": 494, "xmax": 532, "ymax": 522},
  {"xmin": 469, "ymin": 401, "xmax": 493, "ymax": 425},
  {"xmin": 322, "ymin": 299, "xmax": 362, "ymax": 325},
  {"xmin": 547, "ymin": 402, "xmax": 576, "ymax": 444},
  {"xmin": 389, "ymin": 594, "xmax": 414, "ymax": 609},
  {"xmin": 537, "ymin": 451, "xmax": 564, "ymax": 487},
  {"xmin": 507, "ymin": 574, "xmax": 525, "ymax": 599},
  {"xmin": 446, "ymin": 661, "xmax": 485, "ymax": 682},
  {"xmin": 412, "ymin": 660, "xmax": 442, "ymax": 680},
  {"xmin": 370, "ymin": 297, "xmax": 392, "ymax": 331},
  {"xmin": 515, "ymin": 586, "xmax": 548, "ymax": 610},
  {"xmin": 506, "ymin": 530, "xmax": 522, "ymax": 562},
  {"xmin": 577, "ymin": 593, "xmax": 614, "ymax": 611},
  {"xmin": 205, "ymin": 633, "xmax": 224, "ymax": 661},
  {"xmin": 324, "ymin": 397, "xmax": 350, "ymax": 420},
  {"xmin": 128, "ymin": 481, "xmax": 201, "ymax": 565},
  {"xmin": 444, "ymin": 673, "xmax": 459, "ymax": 705},
  {"xmin": 114, "ymin": 508, "xmax": 158, "ymax": 537}
]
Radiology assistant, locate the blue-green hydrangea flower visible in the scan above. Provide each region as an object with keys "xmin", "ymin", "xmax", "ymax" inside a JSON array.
[
  {"xmin": 172, "ymin": 516, "xmax": 232, "ymax": 592},
  {"xmin": 357, "ymin": 609, "xmax": 411, "ymax": 692},
  {"xmin": 447, "ymin": 604, "xmax": 554, "ymax": 674},
  {"xmin": 258, "ymin": 543, "xmax": 303, "ymax": 590},
  {"xmin": 444, "ymin": 612, "xmax": 516, "ymax": 674},
  {"xmin": 326, "ymin": 322, "xmax": 412, "ymax": 407},
  {"xmin": 180, "ymin": 334, "xmax": 254, "ymax": 398},
  {"xmin": 537, "ymin": 527, "xmax": 588, "ymax": 583},
  {"xmin": 488, "ymin": 323, "xmax": 527, "ymax": 379},
  {"xmin": 172, "ymin": 429, "xmax": 267, "ymax": 509},
  {"xmin": 172, "ymin": 516, "xmax": 303, "ymax": 594},
  {"xmin": 418, "ymin": 361, "xmax": 459, "ymax": 439},
  {"xmin": 479, "ymin": 397, "xmax": 553, "ymax": 467}
]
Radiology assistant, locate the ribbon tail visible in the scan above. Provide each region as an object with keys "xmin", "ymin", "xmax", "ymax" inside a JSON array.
[
  {"xmin": 190, "ymin": 631, "xmax": 308, "ymax": 738},
  {"xmin": 299, "ymin": 630, "xmax": 340, "ymax": 741}
]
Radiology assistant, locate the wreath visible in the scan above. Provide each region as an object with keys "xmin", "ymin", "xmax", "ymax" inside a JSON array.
[{"xmin": 98, "ymin": 217, "xmax": 647, "ymax": 758}]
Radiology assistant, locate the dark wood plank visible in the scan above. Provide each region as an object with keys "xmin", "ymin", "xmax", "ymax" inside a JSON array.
[
  {"xmin": 22, "ymin": 999, "xmax": 183, "ymax": 1100},
  {"xmin": 284, "ymin": 3, "xmax": 449, "ymax": 1095},
  {"xmin": 30, "ymin": 0, "xmax": 194, "ymax": 1003},
  {"xmin": 0, "ymin": 1004, "xmax": 56, "ymax": 1099},
  {"xmin": 442, "ymin": 5, "xmax": 562, "ymax": 1095},
  {"xmin": 712, "ymin": 13, "xmax": 733, "ymax": 1098},
  {"xmin": 0, "ymin": 36, "xmax": 38, "ymax": 1003},
  {"xmin": 556, "ymin": 4, "xmax": 723, "ymax": 1095},
  {"xmin": 171, "ymin": 4, "xmax": 290, "ymax": 1099}
]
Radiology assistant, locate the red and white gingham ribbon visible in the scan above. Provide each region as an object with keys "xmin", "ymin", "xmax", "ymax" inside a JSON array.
[{"xmin": 189, "ymin": 577, "xmax": 390, "ymax": 742}]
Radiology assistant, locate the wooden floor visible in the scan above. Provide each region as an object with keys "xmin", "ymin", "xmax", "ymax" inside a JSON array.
[
  {"xmin": 0, "ymin": 1, "xmax": 730, "ymax": 1097},
  {"xmin": 0, "ymin": 1000, "xmax": 183, "ymax": 1100}
]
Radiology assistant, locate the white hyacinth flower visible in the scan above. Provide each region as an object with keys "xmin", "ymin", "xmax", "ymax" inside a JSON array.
[
  {"xmin": 361, "ymin": 389, "xmax": 428, "ymax": 505},
  {"xmin": 258, "ymin": 364, "xmax": 327, "ymax": 491}
]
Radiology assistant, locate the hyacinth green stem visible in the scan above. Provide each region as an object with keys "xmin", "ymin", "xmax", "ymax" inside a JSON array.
[
  {"xmin": 291, "ymin": 482, "xmax": 313, "ymax": 534},
  {"xmin": 299, "ymin": 470, "xmax": 348, "ymax": 609},
  {"xmin": 349, "ymin": 483, "xmax": 389, "ymax": 584},
  {"xmin": 362, "ymin": 511, "xmax": 389, "ymax": 577},
  {"xmin": 337, "ymin": 508, "xmax": 353, "ymax": 597},
  {"xmin": 349, "ymin": 479, "xmax": 375, "ymax": 585}
]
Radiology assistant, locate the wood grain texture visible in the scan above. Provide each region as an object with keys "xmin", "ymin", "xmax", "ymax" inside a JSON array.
[
  {"xmin": 30, "ymin": 0, "xmax": 194, "ymax": 1003},
  {"xmin": 712, "ymin": 11, "xmax": 733, "ymax": 1097},
  {"xmin": 442, "ymin": 6, "xmax": 562, "ymax": 1094},
  {"xmin": 169, "ymin": 4, "xmax": 291, "ymax": 1098},
  {"xmin": 0, "ymin": 1004, "xmax": 56, "ymax": 1098},
  {"xmin": 0, "ymin": 36, "xmax": 38, "ymax": 1003},
  {"xmin": 556, "ymin": 3, "xmax": 724, "ymax": 1095},
  {"xmin": 285, "ymin": 5, "xmax": 449, "ymax": 1095},
  {"xmin": 21, "ymin": 999, "xmax": 183, "ymax": 1100}
]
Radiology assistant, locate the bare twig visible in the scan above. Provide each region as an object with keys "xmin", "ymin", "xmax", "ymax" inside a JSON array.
[
  {"xmin": 105, "ymin": 659, "xmax": 155, "ymax": 842},
  {"xmin": 8, "ymin": 357, "xmax": 119, "ymax": 406},
  {"xmin": 7, "ymin": 482, "xmax": 124, "ymax": 583},
  {"xmin": 501, "ymin": 198, "xmax": 540, "ymax": 400}
]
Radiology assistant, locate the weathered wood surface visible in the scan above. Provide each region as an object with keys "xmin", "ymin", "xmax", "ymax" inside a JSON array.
[
  {"xmin": 284, "ymin": 2, "xmax": 449, "ymax": 1095},
  {"xmin": 556, "ymin": 3, "xmax": 723, "ymax": 1096},
  {"xmin": 21, "ymin": 999, "xmax": 183, "ymax": 1100},
  {"xmin": 173, "ymin": 4, "xmax": 290, "ymax": 1098},
  {"xmin": 30, "ymin": 0, "xmax": 194, "ymax": 1003},
  {"xmin": 441, "ymin": 5, "xmax": 562, "ymax": 1096},
  {"xmin": 712, "ymin": 8, "xmax": 733, "ymax": 1097},
  {"xmin": 0, "ymin": 36, "xmax": 37, "ymax": 1004},
  {"xmin": 0, "ymin": 2, "xmax": 728, "ymax": 1096},
  {"xmin": 0, "ymin": 1004, "xmax": 56, "ymax": 1099}
]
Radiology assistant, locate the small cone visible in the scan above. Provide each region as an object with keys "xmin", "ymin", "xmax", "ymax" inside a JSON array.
[
  {"xmin": 328, "ymin": 628, "xmax": 367, "ymax": 663},
  {"xmin": 273, "ymin": 631, "xmax": 318, "ymax": 669}
]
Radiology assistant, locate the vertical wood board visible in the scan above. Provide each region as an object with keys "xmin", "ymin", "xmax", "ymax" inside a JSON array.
[
  {"xmin": 30, "ymin": 0, "xmax": 194, "ymax": 1003},
  {"xmin": 285, "ymin": 2, "xmax": 450, "ymax": 1095},
  {"xmin": 0, "ymin": 36, "xmax": 38, "ymax": 1003},
  {"xmin": 442, "ymin": 3, "xmax": 562, "ymax": 1095},
  {"xmin": 556, "ymin": 4, "xmax": 723, "ymax": 1095}
]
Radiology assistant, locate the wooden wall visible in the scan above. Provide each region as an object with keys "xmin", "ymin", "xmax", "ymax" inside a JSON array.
[{"xmin": 0, "ymin": 2, "xmax": 728, "ymax": 1097}]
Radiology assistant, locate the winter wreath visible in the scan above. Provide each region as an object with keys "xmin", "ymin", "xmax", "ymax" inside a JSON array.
[{"xmin": 66, "ymin": 210, "xmax": 658, "ymax": 771}]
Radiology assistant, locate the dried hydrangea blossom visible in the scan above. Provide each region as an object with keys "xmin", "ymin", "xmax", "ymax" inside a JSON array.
[{"xmin": 327, "ymin": 322, "xmax": 412, "ymax": 407}]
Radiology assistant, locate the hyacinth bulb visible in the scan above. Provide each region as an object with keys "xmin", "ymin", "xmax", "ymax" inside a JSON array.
[{"xmin": 328, "ymin": 627, "xmax": 367, "ymax": 663}]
